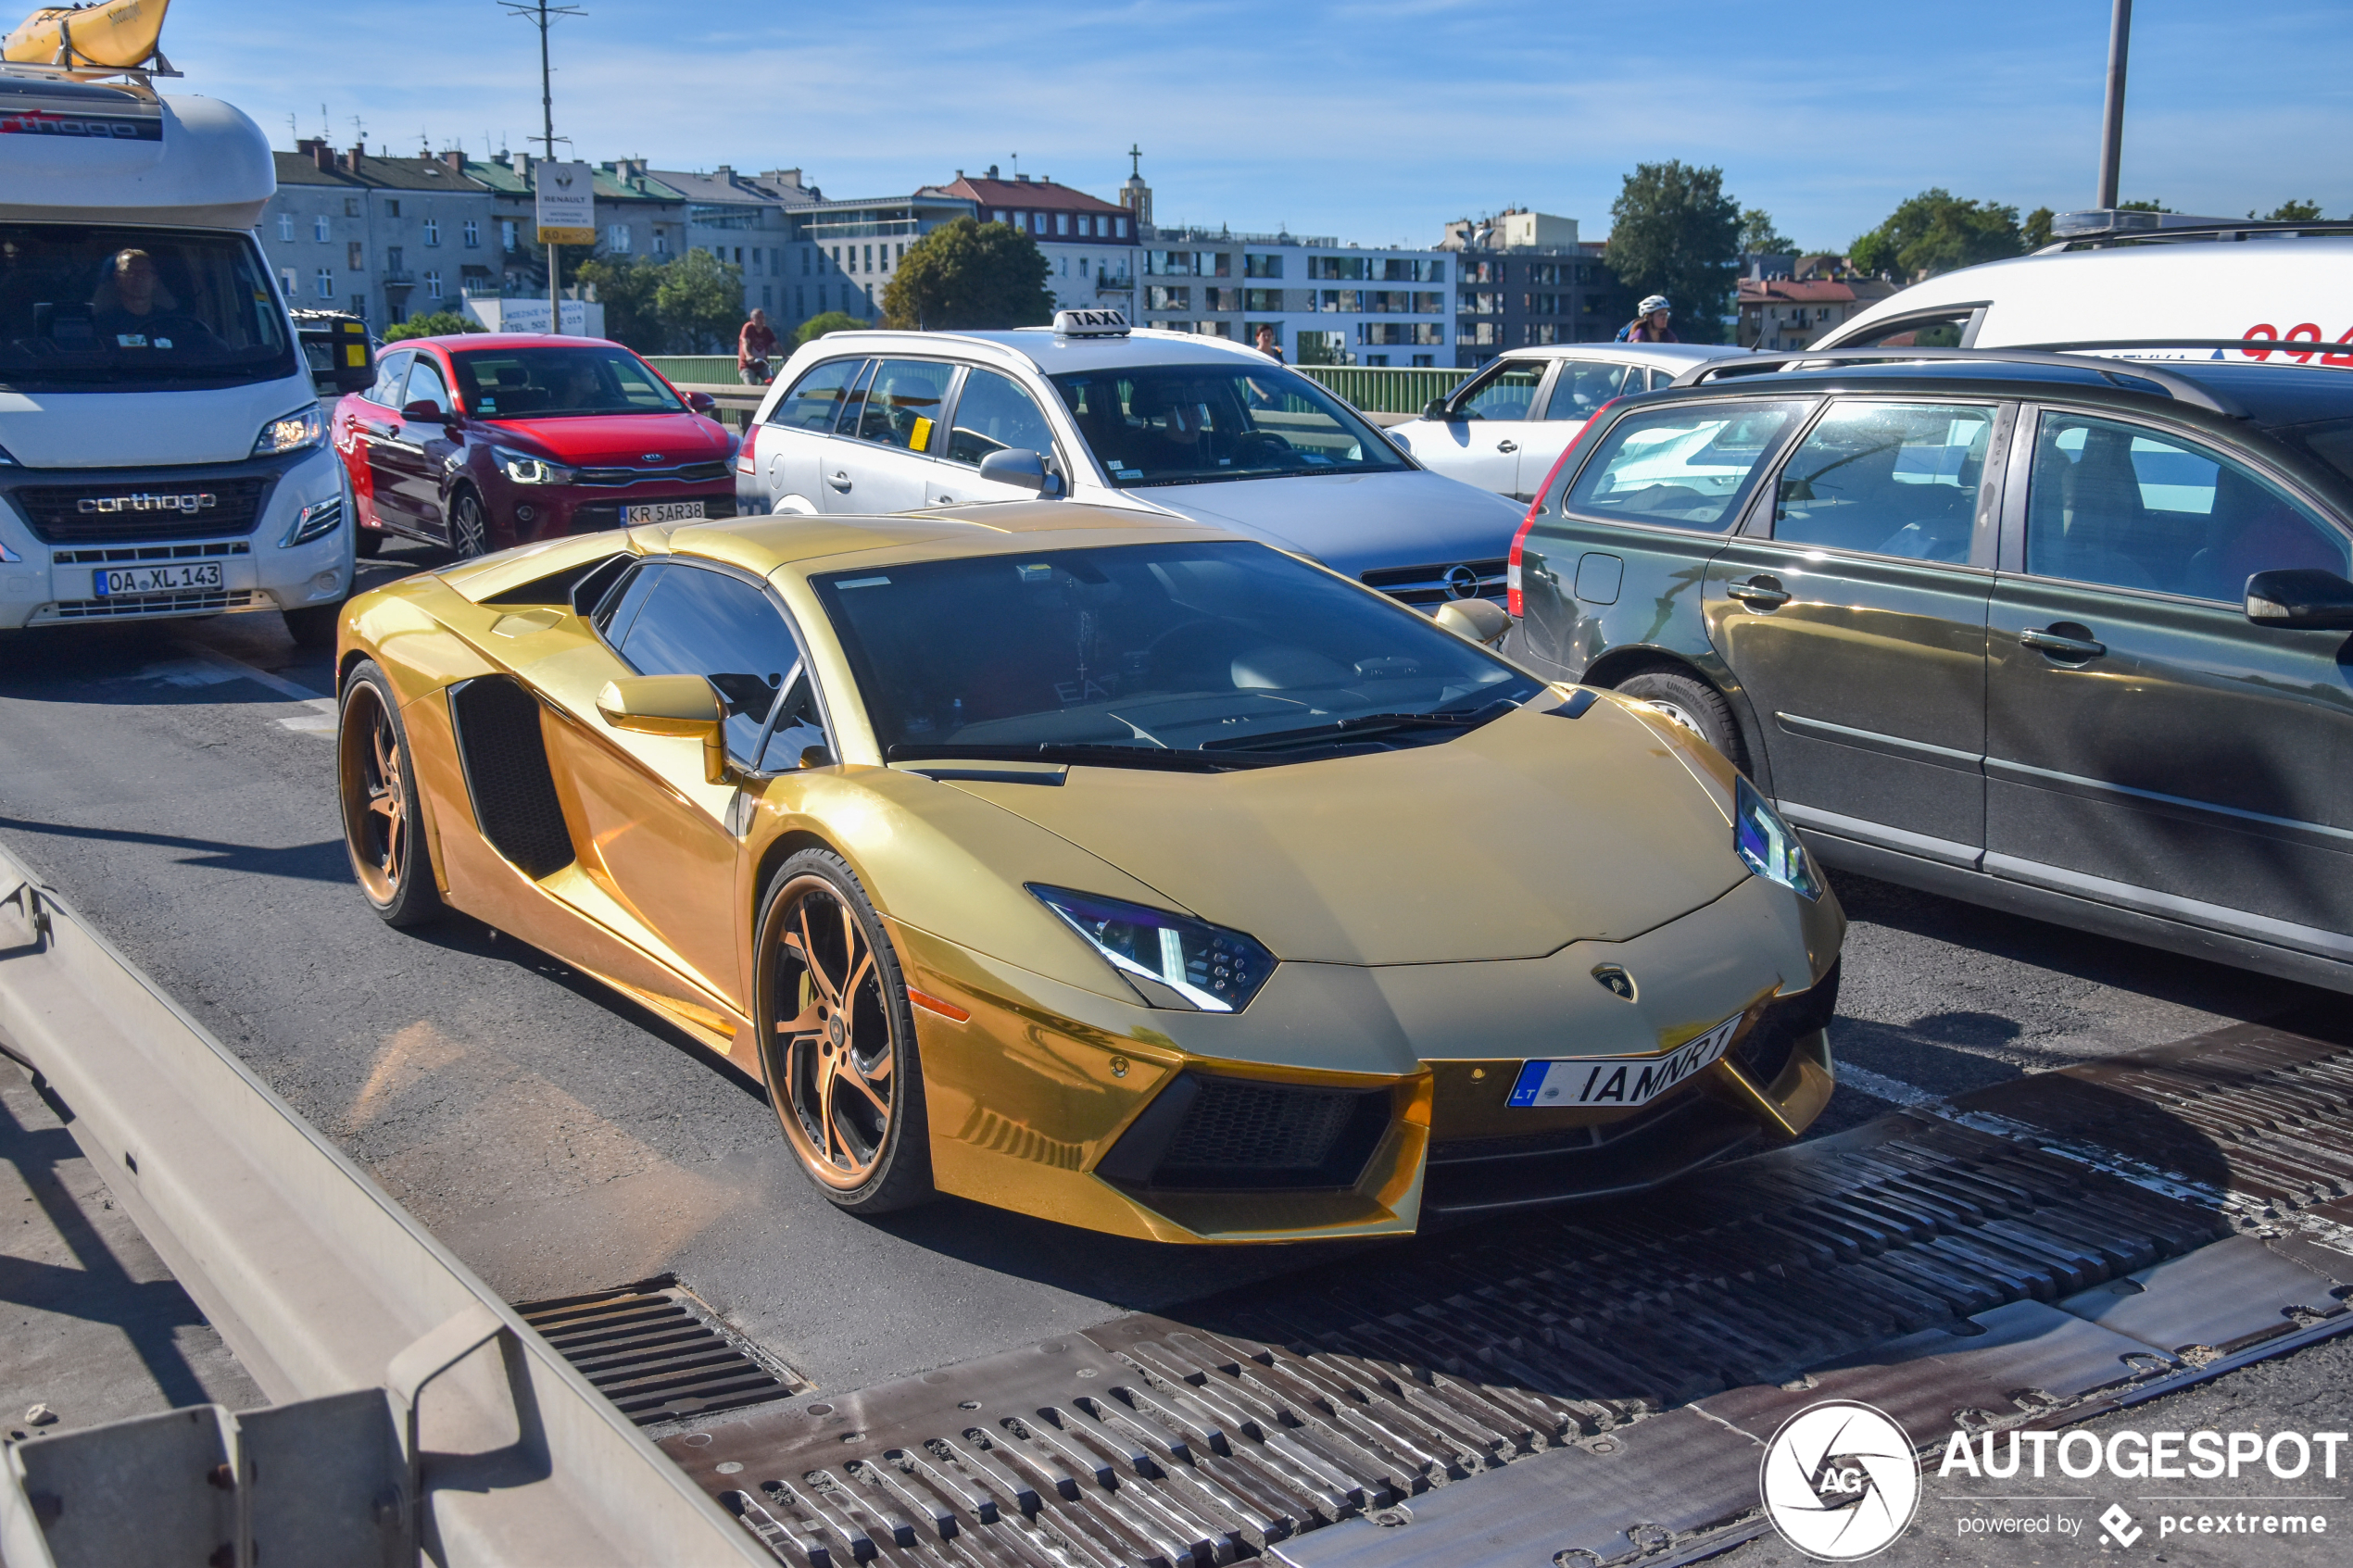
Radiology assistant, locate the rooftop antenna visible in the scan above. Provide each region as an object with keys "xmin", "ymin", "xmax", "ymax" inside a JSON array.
[
  {"xmin": 285, "ymin": 112, "xmax": 296, "ymax": 149},
  {"xmin": 318, "ymin": 102, "xmax": 329, "ymax": 141},
  {"xmin": 1010, "ymin": 152, "xmax": 1020, "ymax": 178},
  {"xmin": 349, "ymin": 113, "xmax": 366, "ymax": 148},
  {"xmin": 499, "ymin": 0, "xmax": 586, "ymax": 333}
]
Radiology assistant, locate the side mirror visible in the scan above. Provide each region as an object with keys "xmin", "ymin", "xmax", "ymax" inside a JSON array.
[
  {"xmin": 977, "ymin": 446, "xmax": 1063, "ymax": 496},
  {"xmin": 1433, "ymin": 596, "xmax": 1512, "ymax": 646},
  {"xmin": 2246, "ymin": 568, "xmax": 2353, "ymax": 631},
  {"xmin": 597, "ymin": 675, "xmax": 730, "ymax": 784},
  {"xmin": 1423, "ymin": 396, "xmax": 1462, "ymax": 422},
  {"xmin": 685, "ymin": 391, "xmax": 718, "ymax": 414},
  {"xmin": 401, "ymin": 399, "xmax": 454, "ymax": 424}
]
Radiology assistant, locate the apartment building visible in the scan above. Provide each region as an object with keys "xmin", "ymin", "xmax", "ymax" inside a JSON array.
[
  {"xmin": 262, "ymin": 143, "xmax": 496, "ymax": 327},
  {"xmin": 1440, "ymin": 209, "xmax": 1636, "ymax": 367},
  {"xmin": 934, "ymin": 169, "xmax": 1138, "ymax": 315}
]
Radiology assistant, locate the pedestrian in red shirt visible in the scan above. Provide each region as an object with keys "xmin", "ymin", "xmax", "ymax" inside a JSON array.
[{"xmin": 738, "ymin": 309, "xmax": 779, "ymax": 384}]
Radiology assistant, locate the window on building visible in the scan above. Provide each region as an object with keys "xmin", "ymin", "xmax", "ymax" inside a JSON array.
[
  {"xmin": 992, "ymin": 209, "xmax": 1007, "ymax": 223},
  {"xmin": 1114, "ymin": 217, "xmax": 1126, "ymax": 238},
  {"xmin": 315, "ymin": 268, "xmax": 333, "ymax": 299},
  {"xmin": 831, "ymin": 245, "xmax": 841, "ymax": 269},
  {"xmin": 423, "ymin": 218, "xmax": 439, "ymax": 246},
  {"xmin": 896, "ymin": 243, "xmax": 904, "ymax": 264},
  {"xmin": 1244, "ymin": 254, "xmax": 1282, "ymax": 279},
  {"xmin": 500, "ymin": 219, "xmax": 517, "ymax": 251},
  {"xmin": 794, "ymin": 284, "xmax": 804, "ymax": 317},
  {"xmin": 464, "ymin": 220, "xmax": 480, "ymax": 248},
  {"xmin": 352, "ymin": 242, "xmax": 370, "ymax": 271},
  {"xmin": 1412, "ymin": 354, "xmax": 1434, "ymax": 368},
  {"xmin": 1146, "ymin": 285, "xmax": 1191, "ymax": 310},
  {"xmin": 343, "ymin": 198, "xmax": 359, "ymax": 219},
  {"xmin": 1243, "ymin": 288, "xmax": 1282, "ymax": 313},
  {"xmin": 424, "ymin": 270, "xmax": 443, "ymax": 300},
  {"xmin": 279, "ymin": 267, "xmax": 296, "ymax": 297},
  {"xmin": 385, "ymin": 200, "xmax": 400, "ymax": 218},
  {"xmin": 276, "ymin": 213, "xmax": 294, "ymax": 242},
  {"xmin": 315, "ymin": 215, "xmax": 331, "ymax": 243},
  {"xmin": 652, "ymin": 229, "xmax": 668, "ymax": 255}
]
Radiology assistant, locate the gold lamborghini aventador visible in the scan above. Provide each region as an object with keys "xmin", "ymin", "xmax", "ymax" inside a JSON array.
[{"xmin": 333, "ymin": 502, "xmax": 1842, "ymax": 1243}]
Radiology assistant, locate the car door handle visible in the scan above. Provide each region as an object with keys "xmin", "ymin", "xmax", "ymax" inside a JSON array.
[
  {"xmin": 1495, "ymin": 439, "xmax": 1518, "ymax": 453},
  {"xmin": 2020, "ymin": 626, "xmax": 2106, "ymax": 660},
  {"xmin": 1727, "ymin": 577, "xmax": 1791, "ymax": 608},
  {"xmin": 826, "ymin": 470, "xmax": 852, "ymax": 492}
]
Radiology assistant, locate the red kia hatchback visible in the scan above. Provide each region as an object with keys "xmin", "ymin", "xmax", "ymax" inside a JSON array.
[{"xmin": 333, "ymin": 334, "xmax": 736, "ymax": 558}]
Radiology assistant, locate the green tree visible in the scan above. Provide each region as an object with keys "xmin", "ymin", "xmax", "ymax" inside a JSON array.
[
  {"xmin": 2118, "ymin": 198, "xmax": 2170, "ymax": 212},
  {"xmin": 2022, "ymin": 207, "xmax": 2056, "ymax": 250},
  {"xmin": 1849, "ymin": 189, "xmax": 2024, "ymax": 280},
  {"xmin": 383, "ymin": 310, "xmax": 484, "ymax": 342},
  {"xmin": 2262, "ymin": 199, "xmax": 2323, "ymax": 221},
  {"xmin": 795, "ymin": 309, "xmax": 871, "ymax": 345},
  {"xmin": 652, "ymin": 248, "xmax": 748, "ymax": 352},
  {"xmin": 1738, "ymin": 207, "xmax": 1794, "ymax": 256},
  {"xmin": 881, "ymin": 218, "xmax": 1054, "ymax": 331},
  {"xmin": 573, "ymin": 255, "xmax": 667, "ymax": 353},
  {"xmin": 1604, "ymin": 162, "xmax": 1743, "ymax": 344}
]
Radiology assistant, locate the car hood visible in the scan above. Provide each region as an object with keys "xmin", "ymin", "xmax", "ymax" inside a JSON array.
[
  {"xmin": 1115, "ymin": 468, "xmax": 1525, "ymax": 577},
  {"xmin": 476, "ymin": 410, "xmax": 729, "ymax": 464},
  {"xmin": 937, "ymin": 697, "xmax": 1746, "ymax": 965}
]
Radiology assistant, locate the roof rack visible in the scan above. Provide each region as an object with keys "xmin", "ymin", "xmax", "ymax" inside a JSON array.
[
  {"xmin": 2038, "ymin": 212, "xmax": 2353, "ymax": 250},
  {"xmin": 1673, "ymin": 347, "xmax": 2240, "ymax": 417},
  {"xmin": 2014, "ymin": 337, "xmax": 2353, "ymax": 363}
]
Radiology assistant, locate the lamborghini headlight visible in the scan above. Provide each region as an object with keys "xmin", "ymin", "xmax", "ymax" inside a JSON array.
[
  {"xmin": 1735, "ymin": 776, "xmax": 1823, "ymax": 900},
  {"xmin": 1029, "ymin": 884, "xmax": 1276, "ymax": 1012}
]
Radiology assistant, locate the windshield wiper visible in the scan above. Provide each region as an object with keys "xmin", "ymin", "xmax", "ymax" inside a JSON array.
[
  {"xmin": 1200, "ymin": 698, "xmax": 1518, "ymax": 752},
  {"xmin": 886, "ymin": 742, "xmax": 1279, "ymax": 772}
]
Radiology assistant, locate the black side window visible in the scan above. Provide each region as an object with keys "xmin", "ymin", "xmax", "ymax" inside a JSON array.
[
  {"xmin": 615, "ymin": 564, "xmax": 816, "ymax": 762},
  {"xmin": 768, "ymin": 358, "xmax": 862, "ymax": 432},
  {"xmin": 366, "ymin": 349, "xmax": 413, "ymax": 407}
]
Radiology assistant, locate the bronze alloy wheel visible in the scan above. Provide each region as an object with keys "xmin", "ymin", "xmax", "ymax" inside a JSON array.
[
  {"xmin": 336, "ymin": 660, "xmax": 441, "ymax": 926},
  {"xmin": 755, "ymin": 850, "xmax": 931, "ymax": 1212}
]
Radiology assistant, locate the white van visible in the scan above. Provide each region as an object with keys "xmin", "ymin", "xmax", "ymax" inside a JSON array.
[
  {"xmin": 1818, "ymin": 228, "xmax": 2353, "ymax": 362},
  {"xmin": 0, "ymin": 68, "xmax": 352, "ymax": 644}
]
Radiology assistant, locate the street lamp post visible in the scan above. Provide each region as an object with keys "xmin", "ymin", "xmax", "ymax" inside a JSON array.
[
  {"xmin": 2095, "ymin": 0, "xmax": 2132, "ymax": 210},
  {"xmin": 501, "ymin": 0, "xmax": 585, "ymax": 333}
]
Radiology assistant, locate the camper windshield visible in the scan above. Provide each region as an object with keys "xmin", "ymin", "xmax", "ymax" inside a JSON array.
[{"xmin": 0, "ymin": 225, "xmax": 297, "ymax": 392}]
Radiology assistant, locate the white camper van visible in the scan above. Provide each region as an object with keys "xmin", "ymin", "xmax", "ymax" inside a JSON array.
[
  {"xmin": 0, "ymin": 68, "xmax": 352, "ymax": 644},
  {"xmin": 1818, "ymin": 221, "xmax": 2353, "ymax": 364}
]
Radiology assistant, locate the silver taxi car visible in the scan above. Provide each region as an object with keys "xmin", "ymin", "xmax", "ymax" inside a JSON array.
[{"xmin": 739, "ymin": 310, "xmax": 1526, "ymax": 608}]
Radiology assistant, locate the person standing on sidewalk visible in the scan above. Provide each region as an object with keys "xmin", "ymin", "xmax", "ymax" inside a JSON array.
[{"xmin": 737, "ymin": 308, "xmax": 779, "ymax": 384}]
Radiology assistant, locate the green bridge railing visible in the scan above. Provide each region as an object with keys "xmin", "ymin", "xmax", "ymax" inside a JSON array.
[{"xmin": 647, "ymin": 357, "xmax": 1472, "ymax": 417}]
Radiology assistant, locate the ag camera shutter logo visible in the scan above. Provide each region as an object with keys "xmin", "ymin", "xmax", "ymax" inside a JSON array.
[{"xmin": 1760, "ymin": 1400, "xmax": 1921, "ymax": 1561}]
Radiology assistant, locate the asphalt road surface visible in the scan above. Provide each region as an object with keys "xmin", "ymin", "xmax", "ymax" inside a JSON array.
[{"xmin": 0, "ymin": 543, "xmax": 2331, "ymax": 1408}]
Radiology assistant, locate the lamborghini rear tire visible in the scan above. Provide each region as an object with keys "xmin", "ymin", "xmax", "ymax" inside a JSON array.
[
  {"xmin": 336, "ymin": 659, "xmax": 443, "ymax": 928},
  {"xmin": 755, "ymin": 848, "xmax": 934, "ymax": 1214}
]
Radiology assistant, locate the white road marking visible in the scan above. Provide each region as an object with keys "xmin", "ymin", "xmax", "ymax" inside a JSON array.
[
  {"xmin": 149, "ymin": 645, "xmax": 340, "ymax": 734},
  {"xmin": 1835, "ymin": 1061, "xmax": 1940, "ymax": 1107}
]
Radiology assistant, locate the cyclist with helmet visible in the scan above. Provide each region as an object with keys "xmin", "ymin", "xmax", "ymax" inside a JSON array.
[{"xmin": 1617, "ymin": 295, "xmax": 1678, "ymax": 343}]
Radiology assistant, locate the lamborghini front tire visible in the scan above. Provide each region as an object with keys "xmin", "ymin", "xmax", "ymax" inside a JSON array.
[
  {"xmin": 755, "ymin": 848, "xmax": 934, "ymax": 1214},
  {"xmin": 337, "ymin": 659, "xmax": 443, "ymax": 928}
]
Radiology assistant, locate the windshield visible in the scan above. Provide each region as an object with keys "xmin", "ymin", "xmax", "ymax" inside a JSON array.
[
  {"xmin": 812, "ymin": 541, "xmax": 1542, "ymax": 768},
  {"xmin": 1050, "ymin": 363, "xmax": 1410, "ymax": 487},
  {"xmin": 0, "ymin": 224, "xmax": 296, "ymax": 392},
  {"xmin": 447, "ymin": 345, "xmax": 684, "ymax": 418}
]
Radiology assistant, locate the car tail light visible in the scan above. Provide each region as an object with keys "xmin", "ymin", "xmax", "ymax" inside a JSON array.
[
  {"xmin": 734, "ymin": 422, "xmax": 760, "ymax": 476},
  {"xmin": 1508, "ymin": 397, "xmax": 1620, "ymax": 618}
]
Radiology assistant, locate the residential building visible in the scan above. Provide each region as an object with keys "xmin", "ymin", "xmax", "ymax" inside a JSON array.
[
  {"xmin": 456, "ymin": 153, "xmax": 689, "ymax": 314},
  {"xmin": 935, "ymin": 168, "xmax": 1138, "ymax": 315},
  {"xmin": 1734, "ymin": 259, "xmax": 1900, "ymax": 350},
  {"xmin": 262, "ymin": 143, "xmax": 496, "ymax": 327},
  {"xmin": 1440, "ymin": 209, "xmax": 1635, "ymax": 367},
  {"xmin": 784, "ymin": 187, "xmax": 978, "ymax": 330},
  {"xmin": 654, "ymin": 165, "xmax": 814, "ymax": 322}
]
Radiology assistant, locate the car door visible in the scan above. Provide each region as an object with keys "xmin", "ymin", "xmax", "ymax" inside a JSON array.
[
  {"xmin": 825, "ymin": 357, "xmax": 957, "ymax": 513},
  {"xmin": 543, "ymin": 558, "xmax": 820, "ymax": 1012},
  {"xmin": 1424, "ymin": 358, "xmax": 1549, "ymax": 497},
  {"xmin": 344, "ymin": 348, "xmax": 415, "ymax": 533},
  {"xmin": 1705, "ymin": 398, "xmax": 2007, "ymax": 858},
  {"xmin": 1984, "ymin": 406, "xmax": 2353, "ymax": 953},
  {"xmin": 926, "ymin": 366, "xmax": 1067, "ymax": 505},
  {"xmin": 395, "ymin": 353, "xmax": 465, "ymax": 543},
  {"xmin": 1521, "ymin": 358, "xmax": 1643, "ymax": 495},
  {"xmin": 760, "ymin": 356, "xmax": 864, "ymax": 514}
]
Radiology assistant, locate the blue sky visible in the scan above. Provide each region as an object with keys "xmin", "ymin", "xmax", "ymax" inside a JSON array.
[{"xmin": 166, "ymin": 0, "xmax": 2352, "ymax": 252}]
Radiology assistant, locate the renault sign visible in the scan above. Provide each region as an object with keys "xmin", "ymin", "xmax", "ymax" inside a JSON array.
[{"xmin": 535, "ymin": 159, "xmax": 595, "ymax": 245}]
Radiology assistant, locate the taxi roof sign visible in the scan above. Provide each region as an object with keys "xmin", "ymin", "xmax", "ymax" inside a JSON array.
[{"xmin": 1052, "ymin": 307, "xmax": 1130, "ymax": 338}]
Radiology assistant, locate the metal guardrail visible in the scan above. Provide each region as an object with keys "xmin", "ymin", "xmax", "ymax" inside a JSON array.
[
  {"xmin": 648, "ymin": 355, "xmax": 741, "ymax": 384},
  {"xmin": 0, "ymin": 848, "xmax": 770, "ymax": 1568}
]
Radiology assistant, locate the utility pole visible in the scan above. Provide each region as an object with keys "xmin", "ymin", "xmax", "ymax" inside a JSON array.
[
  {"xmin": 2095, "ymin": 0, "xmax": 2131, "ymax": 209},
  {"xmin": 501, "ymin": 0, "xmax": 584, "ymax": 332}
]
